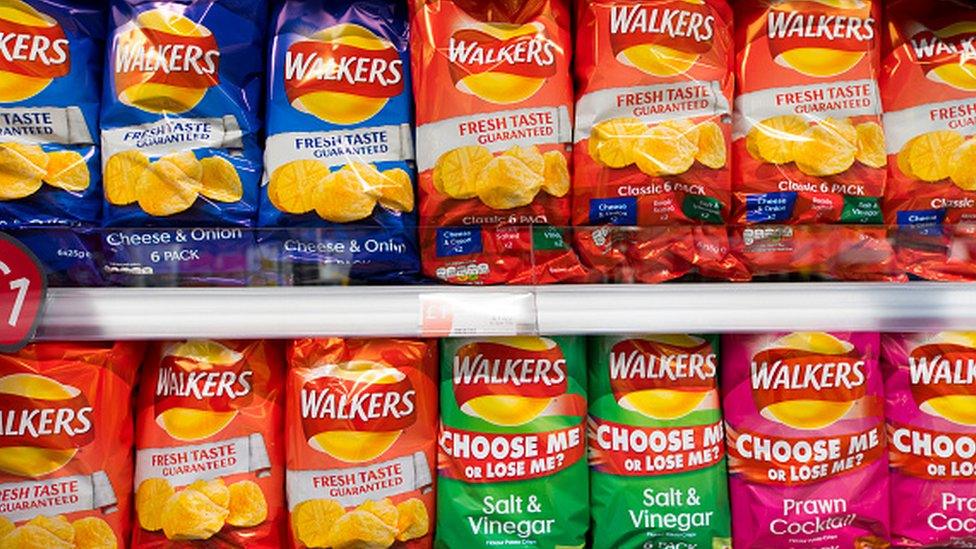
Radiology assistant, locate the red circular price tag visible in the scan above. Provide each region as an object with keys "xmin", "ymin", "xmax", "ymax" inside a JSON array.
[{"xmin": 0, "ymin": 233, "xmax": 46, "ymax": 352}]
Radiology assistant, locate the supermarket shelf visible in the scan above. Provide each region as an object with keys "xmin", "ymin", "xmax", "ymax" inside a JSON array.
[{"xmin": 35, "ymin": 283, "xmax": 976, "ymax": 340}]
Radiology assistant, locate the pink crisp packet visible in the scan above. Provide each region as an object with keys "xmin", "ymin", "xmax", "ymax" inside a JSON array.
[
  {"xmin": 884, "ymin": 332, "xmax": 976, "ymax": 547},
  {"xmin": 723, "ymin": 332, "xmax": 891, "ymax": 548}
]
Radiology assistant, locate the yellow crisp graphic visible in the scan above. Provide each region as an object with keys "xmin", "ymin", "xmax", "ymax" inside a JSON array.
[
  {"xmin": 0, "ymin": 142, "xmax": 46, "ymax": 200},
  {"xmin": 269, "ymin": 159, "xmax": 330, "ymax": 215},
  {"xmin": 762, "ymin": 332, "xmax": 857, "ymax": 430},
  {"xmin": 542, "ymin": 150, "xmax": 570, "ymax": 197},
  {"xmin": 434, "ymin": 146, "xmax": 493, "ymax": 199},
  {"xmin": 395, "ymin": 498, "xmax": 429, "ymax": 543},
  {"xmin": 821, "ymin": 117, "xmax": 857, "ymax": 146},
  {"xmin": 897, "ymin": 136, "xmax": 919, "ymax": 179},
  {"xmin": 315, "ymin": 168, "xmax": 378, "ymax": 223},
  {"xmin": 633, "ymin": 126, "xmax": 697, "ymax": 177},
  {"xmin": 950, "ymin": 140, "xmax": 976, "ymax": 190},
  {"xmin": 292, "ymin": 499, "xmax": 345, "ymax": 548},
  {"xmin": 855, "ymin": 122, "xmax": 887, "ymax": 168},
  {"xmin": 749, "ymin": 115, "xmax": 808, "ymax": 165},
  {"xmin": 161, "ymin": 151, "xmax": 203, "ymax": 183},
  {"xmin": 372, "ymin": 168, "xmax": 414, "ymax": 212},
  {"xmin": 694, "ymin": 121, "xmax": 727, "ymax": 169},
  {"xmin": 776, "ymin": 43, "xmax": 865, "ymax": 78},
  {"xmin": 136, "ymin": 477, "xmax": 175, "ymax": 532},
  {"xmin": 325, "ymin": 509, "xmax": 395, "ymax": 549},
  {"xmin": 357, "ymin": 498, "xmax": 398, "ymax": 531},
  {"xmin": 119, "ymin": 10, "xmax": 213, "ymax": 113},
  {"xmin": 794, "ymin": 124, "xmax": 856, "ymax": 177},
  {"xmin": 504, "ymin": 145, "xmax": 545, "ymax": 175},
  {"xmin": 199, "ymin": 156, "xmax": 243, "ymax": 203},
  {"xmin": 0, "ymin": 373, "xmax": 80, "ymax": 477},
  {"xmin": 908, "ymin": 131, "xmax": 965, "ymax": 182},
  {"xmin": 589, "ymin": 117, "xmax": 649, "ymax": 168},
  {"xmin": 27, "ymin": 515, "xmax": 73, "ymax": 543},
  {"xmin": 160, "ymin": 488, "xmax": 229, "ymax": 541},
  {"xmin": 476, "ymin": 155, "xmax": 544, "ymax": 210},
  {"xmin": 104, "ymin": 150, "xmax": 148, "ymax": 206},
  {"xmin": 188, "ymin": 478, "xmax": 230, "ymax": 509},
  {"xmin": 0, "ymin": 524, "xmax": 72, "ymax": 549},
  {"xmin": 227, "ymin": 480, "xmax": 267, "ymax": 527},
  {"xmin": 43, "ymin": 151, "xmax": 90, "ymax": 192},
  {"xmin": 71, "ymin": 517, "xmax": 117, "ymax": 549},
  {"xmin": 619, "ymin": 42, "xmax": 698, "ymax": 77},
  {"xmin": 660, "ymin": 118, "xmax": 701, "ymax": 145},
  {"xmin": 0, "ymin": 517, "xmax": 11, "ymax": 538},
  {"xmin": 137, "ymin": 159, "xmax": 202, "ymax": 217}
]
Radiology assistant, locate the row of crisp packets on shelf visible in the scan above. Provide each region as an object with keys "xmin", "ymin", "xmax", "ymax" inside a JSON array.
[
  {"xmin": 4, "ymin": 333, "xmax": 976, "ymax": 548},
  {"xmin": 4, "ymin": 0, "xmax": 976, "ymax": 284}
]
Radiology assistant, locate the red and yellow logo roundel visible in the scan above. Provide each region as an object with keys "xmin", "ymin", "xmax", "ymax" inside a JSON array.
[
  {"xmin": 767, "ymin": 0, "xmax": 874, "ymax": 78},
  {"xmin": 909, "ymin": 332, "xmax": 976, "ymax": 426},
  {"xmin": 609, "ymin": 335, "xmax": 717, "ymax": 420},
  {"xmin": 452, "ymin": 337, "xmax": 568, "ymax": 426},
  {"xmin": 0, "ymin": 0, "xmax": 69, "ymax": 102},
  {"xmin": 300, "ymin": 360, "xmax": 416, "ymax": 463},
  {"xmin": 909, "ymin": 22, "xmax": 976, "ymax": 91},
  {"xmin": 447, "ymin": 22, "xmax": 557, "ymax": 104},
  {"xmin": 609, "ymin": 1, "xmax": 716, "ymax": 77},
  {"xmin": 0, "ymin": 372, "xmax": 94, "ymax": 478},
  {"xmin": 114, "ymin": 8, "xmax": 220, "ymax": 114},
  {"xmin": 750, "ymin": 332, "xmax": 866, "ymax": 430},
  {"xmin": 284, "ymin": 23, "xmax": 404, "ymax": 125},
  {"xmin": 153, "ymin": 340, "xmax": 249, "ymax": 441}
]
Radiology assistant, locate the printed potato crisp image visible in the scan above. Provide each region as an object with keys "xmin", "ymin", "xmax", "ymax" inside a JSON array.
[
  {"xmin": 285, "ymin": 338, "xmax": 437, "ymax": 548},
  {"xmin": 410, "ymin": 0, "xmax": 585, "ymax": 285},
  {"xmin": 0, "ymin": 342, "xmax": 144, "ymax": 549},
  {"xmin": 132, "ymin": 340, "xmax": 286, "ymax": 547}
]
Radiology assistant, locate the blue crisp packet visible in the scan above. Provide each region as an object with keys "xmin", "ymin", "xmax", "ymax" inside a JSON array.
[
  {"xmin": 0, "ymin": 0, "xmax": 104, "ymax": 228},
  {"xmin": 259, "ymin": 0, "xmax": 419, "ymax": 282},
  {"xmin": 100, "ymin": 0, "xmax": 267, "ymax": 227}
]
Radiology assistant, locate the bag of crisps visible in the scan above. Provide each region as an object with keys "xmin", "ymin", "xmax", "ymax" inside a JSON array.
[
  {"xmin": 0, "ymin": 341, "xmax": 144, "ymax": 549},
  {"xmin": 734, "ymin": 0, "xmax": 886, "ymax": 225},
  {"xmin": 724, "ymin": 332, "xmax": 891, "ymax": 548},
  {"xmin": 285, "ymin": 338, "xmax": 437, "ymax": 549},
  {"xmin": 883, "ymin": 333, "xmax": 976, "ymax": 547},
  {"xmin": 100, "ymin": 0, "xmax": 268, "ymax": 286},
  {"xmin": 437, "ymin": 337, "xmax": 588, "ymax": 547},
  {"xmin": 589, "ymin": 335, "xmax": 731, "ymax": 549},
  {"xmin": 258, "ymin": 0, "xmax": 420, "ymax": 284},
  {"xmin": 410, "ymin": 0, "xmax": 584, "ymax": 284},
  {"xmin": 132, "ymin": 340, "xmax": 285, "ymax": 547},
  {"xmin": 573, "ymin": 0, "xmax": 745, "ymax": 282},
  {"xmin": 0, "ymin": 0, "xmax": 104, "ymax": 228},
  {"xmin": 883, "ymin": 0, "xmax": 976, "ymax": 281}
]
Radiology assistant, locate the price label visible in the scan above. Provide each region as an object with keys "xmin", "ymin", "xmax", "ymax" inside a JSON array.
[
  {"xmin": 419, "ymin": 292, "xmax": 536, "ymax": 337},
  {"xmin": 0, "ymin": 234, "xmax": 46, "ymax": 352}
]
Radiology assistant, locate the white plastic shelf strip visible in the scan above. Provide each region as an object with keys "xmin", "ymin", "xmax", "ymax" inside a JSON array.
[{"xmin": 34, "ymin": 283, "xmax": 976, "ymax": 341}]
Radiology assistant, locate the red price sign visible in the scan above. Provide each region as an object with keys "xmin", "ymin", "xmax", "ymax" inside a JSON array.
[{"xmin": 0, "ymin": 233, "xmax": 46, "ymax": 352}]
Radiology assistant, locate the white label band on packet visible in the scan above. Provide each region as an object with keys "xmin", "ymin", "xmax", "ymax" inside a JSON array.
[
  {"xmin": 286, "ymin": 450, "xmax": 432, "ymax": 509},
  {"xmin": 415, "ymin": 106, "xmax": 572, "ymax": 171},
  {"xmin": 883, "ymin": 97, "xmax": 976, "ymax": 153},
  {"xmin": 0, "ymin": 106, "xmax": 94, "ymax": 145},
  {"xmin": 262, "ymin": 123, "xmax": 415, "ymax": 176},
  {"xmin": 574, "ymin": 80, "xmax": 730, "ymax": 141},
  {"xmin": 732, "ymin": 79, "xmax": 881, "ymax": 139},
  {"xmin": 0, "ymin": 471, "xmax": 119, "ymax": 522},
  {"xmin": 134, "ymin": 433, "xmax": 272, "ymax": 487},
  {"xmin": 101, "ymin": 115, "xmax": 244, "ymax": 159}
]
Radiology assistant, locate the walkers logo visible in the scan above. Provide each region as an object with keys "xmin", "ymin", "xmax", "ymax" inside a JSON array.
[
  {"xmin": 284, "ymin": 23, "xmax": 404, "ymax": 125},
  {"xmin": 608, "ymin": 335, "xmax": 717, "ymax": 420},
  {"xmin": 0, "ymin": 0, "xmax": 69, "ymax": 103},
  {"xmin": 299, "ymin": 360, "xmax": 416, "ymax": 463},
  {"xmin": 766, "ymin": 0, "xmax": 876, "ymax": 78},
  {"xmin": 608, "ymin": 2, "xmax": 717, "ymax": 76},
  {"xmin": 750, "ymin": 332, "xmax": 867, "ymax": 430},
  {"xmin": 908, "ymin": 332, "xmax": 976, "ymax": 426},
  {"xmin": 452, "ymin": 337, "xmax": 570, "ymax": 426},
  {"xmin": 447, "ymin": 22, "xmax": 558, "ymax": 104},
  {"xmin": 113, "ymin": 8, "xmax": 220, "ymax": 114},
  {"xmin": 153, "ymin": 340, "xmax": 248, "ymax": 441},
  {"xmin": 906, "ymin": 21, "xmax": 976, "ymax": 91},
  {"xmin": 0, "ymin": 373, "xmax": 94, "ymax": 478}
]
